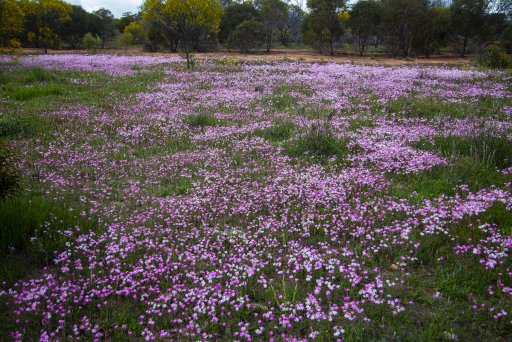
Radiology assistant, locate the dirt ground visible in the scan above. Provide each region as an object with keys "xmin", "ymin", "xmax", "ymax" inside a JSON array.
[{"xmin": 14, "ymin": 46, "xmax": 471, "ymax": 67}]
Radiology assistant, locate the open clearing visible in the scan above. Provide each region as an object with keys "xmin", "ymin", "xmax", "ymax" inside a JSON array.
[{"xmin": 1, "ymin": 54, "xmax": 512, "ymax": 340}]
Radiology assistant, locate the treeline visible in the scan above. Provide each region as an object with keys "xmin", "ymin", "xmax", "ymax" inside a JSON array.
[
  {"xmin": 1, "ymin": 0, "xmax": 511, "ymax": 60},
  {"xmin": 0, "ymin": 0, "xmax": 138, "ymax": 53}
]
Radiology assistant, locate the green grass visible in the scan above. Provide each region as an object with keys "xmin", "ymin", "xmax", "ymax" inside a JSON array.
[
  {"xmin": 284, "ymin": 126, "xmax": 349, "ymax": 160},
  {"xmin": 22, "ymin": 67, "xmax": 63, "ymax": 84},
  {"xmin": 254, "ymin": 120, "xmax": 295, "ymax": 142},
  {"xmin": 389, "ymin": 157, "xmax": 509, "ymax": 200},
  {"xmin": 156, "ymin": 177, "xmax": 193, "ymax": 197},
  {"xmin": 413, "ymin": 134, "xmax": 512, "ymax": 169},
  {"xmin": 388, "ymin": 96, "xmax": 508, "ymax": 119},
  {"xmin": 186, "ymin": 113, "xmax": 218, "ymax": 128},
  {"xmin": 4, "ymin": 83, "xmax": 65, "ymax": 101},
  {"xmin": 0, "ymin": 194, "xmax": 98, "ymax": 284}
]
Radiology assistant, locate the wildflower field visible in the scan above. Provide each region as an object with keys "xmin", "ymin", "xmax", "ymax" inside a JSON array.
[{"xmin": 1, "ymin": 54, "xmax": 512, "ymax": 341}]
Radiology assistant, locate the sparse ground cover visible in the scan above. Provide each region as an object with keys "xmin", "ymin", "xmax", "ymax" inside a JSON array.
[{"xmin": 0, "ymin": 53, "xmax": 511, "ymax": 341}]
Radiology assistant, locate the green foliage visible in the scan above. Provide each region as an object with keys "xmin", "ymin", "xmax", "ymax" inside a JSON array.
[
  {"xmin": 254, "ymin": 120, "xmax": 295, "ymax": 142},
  {"xmin": 186, "ymin": 113, "xmax": 218, "ymax": 127},
  {"xmin": 476, "ymin": 45, "xmax": 512, "ymax": 69},
  {"xmin": 227, "ymin": 19, "xmax": 266, "ymax": 53}
]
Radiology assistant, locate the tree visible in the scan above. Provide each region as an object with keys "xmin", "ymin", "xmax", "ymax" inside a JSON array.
[
  {"xmin": 450, "ymin": 0, "xmax": 487, "ymax": 56},
  {"xmin": 22, "ymin": 0, "xmax": 72, "ymax": 53},
  {"xmin": 219, "ymin": 2, "xmax": 261, "ymax": 43},
  {"xmin": 256, "ymin": 0, "xmax": 289, "ymax": 52},
  {"xmin": 61, "ymin": 5, "xmax": 100, "ymax": 49},
  {"xmin": 382, "ymin": 0, "xmax": 428, "ymax": 57},
  {"xmin": 142, "ymin": 0, "xmax": 222, "ymax": 69},
  {"xmin": 115, "ymin": 12, "xmax": 139, "ymax": 33},
  {"xmin": 92, "ymin": 8, "xmax": 116, "ymax": 48},
  {"xmin": 348, "ymin": 0, "xmax": 383, "ymax": 56},
  {"xmin": 124, "ymin": 22, "xmax": 145, "ymax": 44},
  {"xmin": 227, "ymin": 19, "xmax": 266, "ymax": 52},
  {"xmin": 0, "ymin": 0, "xmax": 25, "ymax": 47},
  {"xmin": 277, "ymin": 4, "xmax": 305, "ymax": 45},
  {"xmin": 302, "ymin": 0, "xmax": 345, "ymax": 55}
]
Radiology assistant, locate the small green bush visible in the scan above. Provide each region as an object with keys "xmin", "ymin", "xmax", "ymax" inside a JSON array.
[
  {"xmin": 476, "ymin": 45, "xmax": 512, "ymax": 69},
  {"xmin": 82, "ymin": 32, "xmax": 102, "ymax": 51}
]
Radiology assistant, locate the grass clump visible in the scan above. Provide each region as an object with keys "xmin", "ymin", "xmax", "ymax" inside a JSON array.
[
  {"xmin": 413, "ymin": 134, "xmax": 512, "ymax": 169},
  {"xmin": 389, "ymin": 157, "xmax": 508, "ymax": 200},
  {"xmin": 0, "ymin": 141, "xmax": 18, "ymax": 199},
  {"xmin": 186, "ymin": 113, "xmax": 218, "ymax": 128},
  {"xmin": 285, "ymin": 124, "xmax": 348, "ymax": 160},
  {"xmin": 5, "ymin": 83, "xmax": 65, "ymax": 101},
  {"xmin": 387, "ymin": 96, "xmax": 508, "ymax": 119},
  {"xmin": 156, "ymin": 177, "xmax": 193, "ymax": 197},
  {"xmin": 22, "ymin": 67, "xmax": 62, "ymax": 84},
  {"xmin": 254, "ymin": 120, "xmax": 294, "ymax": 142},
  {"xmin": 0, "ymin": 194, "xmax": 98, "ymax": 285}
]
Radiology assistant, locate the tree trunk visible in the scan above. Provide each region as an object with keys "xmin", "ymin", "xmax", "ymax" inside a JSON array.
[{"xmin": 461, "ymin": 38, "xmax": 467, "ymax": 57}]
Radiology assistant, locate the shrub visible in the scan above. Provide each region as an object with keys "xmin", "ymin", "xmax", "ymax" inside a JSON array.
[
  {"xmin": 82, "ymin": 32, "xmax": 102, "ymax": 51},
  {"xmin": 476, "ymin": 45, "xmax": 512, "ymax": 69},
  {"xmin": 0, "ymin": 141, "xmax": 18, "ymax": 199},
  {"xmin": 227, "ymin": 20, "xmax": 266, "ymax": 53}
]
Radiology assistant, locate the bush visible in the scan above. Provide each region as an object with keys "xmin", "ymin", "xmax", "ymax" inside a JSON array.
[
  {"xmin": 476, "ymin": 45, "xmax": 512, "ymax": 69},
  {"xmin": 82, "ymin": 32, "xmax": 102, "ymax": 51},
  {"xmin": 0, "ymin": 141, "xmax": 18, "ymax": 199},
  {"xmin": 227, "ymin": 19, "xmax": 266, "ymax": 53}
]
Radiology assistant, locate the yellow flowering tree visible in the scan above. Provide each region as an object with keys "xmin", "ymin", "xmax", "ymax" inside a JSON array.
[
  {"xmin": 0, "ymin": 0, "xmax": 25, "ymax": 47},
  {"xmin": 22, "ymin": 0, "xmax": 72, "ymax": 53},
  {"xmin": 142, "ymin": 0, "xmax": 222, "ymax": 69}
]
